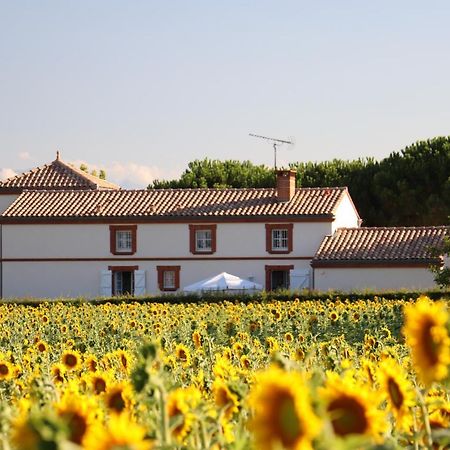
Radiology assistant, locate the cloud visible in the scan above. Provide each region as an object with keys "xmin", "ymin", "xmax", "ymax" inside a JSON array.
[
  {"xmin": 18, "ymin": 151, "xmax": 31, "ymax": 160},
  {"xmin": 69, "ymin": 160, "xmax": 181, "ymax": 189},
  {"xmin": 0, "ymin": 168, "xmax": 18, "ymax": 181}
]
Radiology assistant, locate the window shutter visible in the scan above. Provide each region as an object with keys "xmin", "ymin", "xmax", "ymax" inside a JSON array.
[
  {"xmin": 100, "ymin": 270, "xmax": 112, "ymax": 297},
  {"xmin": 289, "ymin": 269, "xmax": 310, "ymax": 290},
  {"xmin": 134, "ymin": 270, "xmax": 146, "ymax": 296}
]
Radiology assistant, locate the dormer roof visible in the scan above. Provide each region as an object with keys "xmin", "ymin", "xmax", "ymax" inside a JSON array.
[{"xmin": 0, "ymin": 153, "xmax": 120, "ymax": 193}]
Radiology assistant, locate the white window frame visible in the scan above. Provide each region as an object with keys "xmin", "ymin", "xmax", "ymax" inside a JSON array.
[
  {"xmin": 116, "ymin": 230, "xmax": 132, "ymax": 253},
  {"xmin": 163, "ymin": 270, "xmax": 176, "ymax": 290},
  {"xmin": 195, "ymin": 229, "xmax": 212, "ymax": 252},
  {"xmin": 271, "ymin": 228, "xmax": 289, "ymax": 251}
]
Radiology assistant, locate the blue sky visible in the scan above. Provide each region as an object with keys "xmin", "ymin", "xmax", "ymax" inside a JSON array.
[{"xmin": 1, "ymin": 1, "xmax": 450, "ymax": 187}]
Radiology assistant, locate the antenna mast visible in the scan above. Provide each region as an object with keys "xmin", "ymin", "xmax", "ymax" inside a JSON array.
[{"xmin": 249, "ymin": 133, "xmax": 293, "ymax": 169}]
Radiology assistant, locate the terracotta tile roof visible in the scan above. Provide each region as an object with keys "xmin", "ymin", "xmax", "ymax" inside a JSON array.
[
  {"xmin": 312, "ymin": 226, "xmax": 449, "ymax": 266},
  {"xmin": 0, "ymin": 156, "xmax": 120, "ymax": 192},
  {"xmin": 1, "ymin": 186, "xmax": 348, "ymax": 222}
]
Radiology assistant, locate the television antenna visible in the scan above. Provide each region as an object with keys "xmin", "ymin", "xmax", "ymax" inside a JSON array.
[{"xmin": 249, "ymin": 133, "xmax": 294, "ymax": 169}]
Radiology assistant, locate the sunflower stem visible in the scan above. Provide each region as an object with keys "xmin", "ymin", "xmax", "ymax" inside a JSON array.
[
  {"xmin": 199, "ymin": 417, "xmax": 208, "ymax": 450},
  {"xmin": 157, "ymin": 383, "xmax": 170, "ymax": 447},
  {"xmin": 416, "ymin": 388, "xmax": 433, "ymax": 448}
]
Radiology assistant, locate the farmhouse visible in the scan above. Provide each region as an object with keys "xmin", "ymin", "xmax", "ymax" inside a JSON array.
[{"xmin": 0, "ymin": 155, "xmax": 447, "ymax": 298}]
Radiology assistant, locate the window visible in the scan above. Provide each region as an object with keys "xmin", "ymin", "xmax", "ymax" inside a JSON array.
[
  {"xmin": 189, "ymin": 224, "xmax": 217, "ymax": 254},
  {"xmin": 157, "ymin": 266, "xmax": 181, "ymax": 291},
  {"xmin": 196, "ymin": 230, "xmax": 212, "ymax": 252},
  {"xmin": 108, "ymin": 265, "xmax": 139, "ymax": 296},
  {"xmin": 265, "ymin": 224, "xmax": 293, "ymax": 254},
  {"xmin": 272, "ymin": 229, "xmax": 288, "ymax": 251},
  {"xmin": 117, "ymin": 230, "xmax": 132, "ymax": 252},
  {"xmin": 110, "ymin": 225, "xmax": 137, "ymax": 255}
]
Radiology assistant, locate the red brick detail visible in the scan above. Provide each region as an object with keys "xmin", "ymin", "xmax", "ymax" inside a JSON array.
[
  {"xmin": 109, "ymin": 225, "xmax": 137, "ymax": 255},
  {"xmin": 189, "ymin": 224, "xmax": 217, "ymax": 254},
  {"xmin": 276, "ymin": 169, "xmax": 296, "ymax": 202},
  {"xmin": 265, "ymin": 265, "xmax": 294, "ymax": 291},
  {"xmin": 157, "ymin": 266, "xmax": 181, "ymax": 291},
  {"xmin": 265, "ymin": 224, "xmax": 293, "ymax": 254}
]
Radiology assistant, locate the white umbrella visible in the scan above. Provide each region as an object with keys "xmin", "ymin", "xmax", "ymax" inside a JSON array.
[{"xmin": 183, "ymin": 272, "xmax": 262, "ymax": 292}]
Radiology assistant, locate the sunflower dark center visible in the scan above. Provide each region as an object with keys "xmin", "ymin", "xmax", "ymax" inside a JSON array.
[
  {"xmin": 64, "ymin": 354, "xmax": 78, "ymax": 368},
  {"xmin": 93, "ymin": 378, "xmax": 106, "ymax": 394},
  {"xmin": 0, "ymin": 364, "xmax": 9, "ymax": 376},
  {"xmin": 62, "ymin": 412, "xmax": 88, "ymax": 445},
  {"xmin": 328, "ymin": 395, "xmax": 368, "ymax": 436},
  {"xmin": 275, "ymin": 393, "xmax": 302, "ymax": 446},
  {"xmin": 108, "ymin": 391, "xmax": 126, "ymax": 412},
  {"xmin": 387, "ymin": 378, "xmax": 404, "ymax": 409},
  {"xmin": 421, "ymin": 320, "xmax": 439, "ymax": 366}
]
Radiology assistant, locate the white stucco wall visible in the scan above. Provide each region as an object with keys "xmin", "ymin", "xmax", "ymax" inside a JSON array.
[
  {"xmin": 1, "ymin": 221, "xmax": 328, "ymax": 298},
  {"xmin": 2, "ymin": 259, "xmax": 313, "ymax": 299},
  {"xmin": 314, "ymin": 266, "xmax": 437, "ymax": 292},
  {"xmin": 0, "ymin": 195, "xmax": 19, "ymax": 214},
  {"xmin": 2, "ymin": 222, "xmax": 332, "ymax": 259},
  {"xmin": 331, "ymin": 192, "xmax": 360, "ymax": 232}
]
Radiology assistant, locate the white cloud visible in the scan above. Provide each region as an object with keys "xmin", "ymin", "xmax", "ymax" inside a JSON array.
[
  {"xmin": 18, "ymin": 151, "xmax": 31, "ymax": 160},
  {"xmin": 0, "ymin": 168, "xmax": 18, "ymax": 181},
  {"xmin": 69, "ymin": 160, "xmax": 181, "ymax": 189}
]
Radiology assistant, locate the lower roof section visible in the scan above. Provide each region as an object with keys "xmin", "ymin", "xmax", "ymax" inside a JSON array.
[{"xmin": 312, "ymin": 226, "xmax": 449, "ymax": 267}]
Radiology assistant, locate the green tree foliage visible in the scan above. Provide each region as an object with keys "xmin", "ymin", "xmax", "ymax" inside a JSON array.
[
  {"xmin": 150, "ymin": 159, "xmax": 276, "ymax": 189},
  {"xmin": 79, "ymin": 163, "xmax": 88, "ymax": 173},
  {"xmin": 430, "ymin": 234, "xmax": 450, "ymax": 288},
  {"xmin": 99, "ymin": 169, "xmax": 107, "ymax": 180},
  {"xmin": 148, "ymin": 137, "xmax": 450, "ymax": 226}
]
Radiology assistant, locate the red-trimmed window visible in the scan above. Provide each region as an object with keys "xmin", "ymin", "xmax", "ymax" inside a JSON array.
[
  {"xmin": 189, "ymin": 224, "xmax": 217, "ymax": 254},
  {"xmin": 265, "ymin": 224, "xmax": 293, "ymax": 254},
  {"xmin": 110, "ymin": 225, "xmax": 137, "ymax": 255},
  {"xmin": 157, "ymin": 266, "xmax": 181, "ymax": 291}
]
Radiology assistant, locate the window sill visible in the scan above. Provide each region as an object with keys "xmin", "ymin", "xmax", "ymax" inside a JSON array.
[{"xmin": 267, "ymin": 249, "xmax": 291, "ymax": 254}]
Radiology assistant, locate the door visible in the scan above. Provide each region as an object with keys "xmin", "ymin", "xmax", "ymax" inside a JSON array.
[
  {"xmin": 271, "ymin": 270, "xmax": 290, "ymax": 290},
  {"xmin": 113, "ymin": 271, "xmax": 134, "ymax": 296}
]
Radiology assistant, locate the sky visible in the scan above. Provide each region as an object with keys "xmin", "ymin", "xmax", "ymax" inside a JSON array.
[{"xmin": 1, "ymin": 1, "xmax": 450, "ymax": 188}]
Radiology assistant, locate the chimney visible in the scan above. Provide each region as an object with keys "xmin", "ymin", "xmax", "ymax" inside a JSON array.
[{"xmin": 276, "ymin": 169, "xmax": 296, "ymax": 202}]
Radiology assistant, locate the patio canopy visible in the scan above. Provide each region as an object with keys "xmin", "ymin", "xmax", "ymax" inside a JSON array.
[{"xmin": 183, "ymin": 272, "xmax": 263, "ymax": 292}]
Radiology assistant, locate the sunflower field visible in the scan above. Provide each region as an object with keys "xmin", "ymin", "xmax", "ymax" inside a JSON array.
[{"xmin": 0, "ymin": 295, "xmax": 449, "ymax": 450}]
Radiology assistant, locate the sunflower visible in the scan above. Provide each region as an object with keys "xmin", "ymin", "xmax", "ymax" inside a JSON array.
[
  {"xmin": 84, "ymin": 355, "xmax": 99, "ymax": 373},
  {"xmin": 248, "ymin": 366, "xmax": 321, "ymax": 450},
  {"xmin": 174, "ymin": 344, "xmax": 191, "ymax": 368},
  {"xmin": 83, "ymin": 413, "xmax": 153, "ymax": 450},
  {"xmin": 54, "ymin": 392, "xmax": 95, "ymax": 445},
  {"xmin": 51, "ymin": 363, "xmax": 66, "ymax": 384},
  {"xmin": 377, "ymin": 358, "xmax": 415, "ymax": 431},
  {"xmin": 105, "ymin": 382, "xmax": 133, "ymax": 414},
  {"xmin": 212, "ymin": 378, "xmax": 240, "ymax": 420},
  {"xmin": 428, "ymin": 401, "xmax": 450, "ymax": 429},
  {"xmin": 115, "ymin": 349, "xmax": 133, "ymax": 374},
  {"xmin": 9, "ymin": 415, "xmax": 41, "ymax": 450},
  {"xmin": 403, "ymin": 296, "xmax": 450, "ymax": 385},
  {"xmin": 61, "ymin": 350, "xmax": 82, "ymax": 371},
  {"xmin": 329, "ymin": 311, "xmax": 339, "ymax": 321},
  {"xmin": 88, "ymin": 372, "xmax": 111, "ymax": 395},
  {"xmin": 35, "ymin": 340, "xmax": 49, "ymax": 353},
  {"xmin": 320, "ymin": 372, "xmax": 386, "ymax": 441},
  {"xmin": 192, "ymin": 331, "xmax": 202, "ymax": 349},
  {"xmin": 0, "ymin": 359, "xmax": 14, "ymax": 381},
  {"xmin": 167, "ymin": 386, "xmax": 201, "ymax": 443}
]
